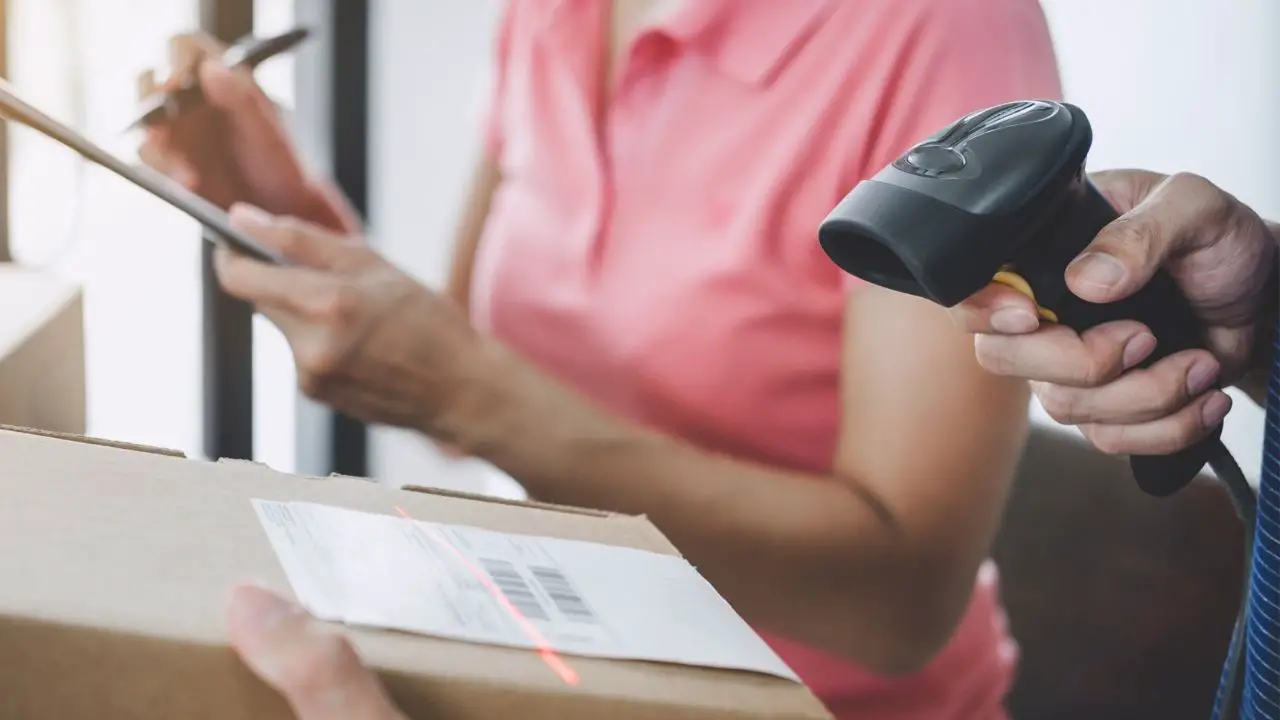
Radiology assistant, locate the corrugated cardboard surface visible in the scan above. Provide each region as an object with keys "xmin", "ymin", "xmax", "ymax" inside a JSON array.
[
  {"xmin": 0, "ymin": 266, "xmax": 84, "ymax": 434},
  {"xmin": 0, "ymin": 428, "xmax": 831, "ymax": 719}
]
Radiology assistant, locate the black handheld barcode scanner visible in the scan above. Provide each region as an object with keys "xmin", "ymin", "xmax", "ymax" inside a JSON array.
[{"xmin": 818, "ymin": 100, "xmax": 1224, "ymax": 498}]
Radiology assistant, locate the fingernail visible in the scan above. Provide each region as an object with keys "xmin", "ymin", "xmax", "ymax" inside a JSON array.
[
  {"xmin": 1202, "ymin": 392, "xmax": 1232, "ymax": 427},
  {"xmin": 990, "ymin": 307, "xmax": 1039, "ymax": 334},
  {"xmin": 230, "ymin": 203, "xmax": 272, "ymax": 229},
  {"xmin": 171, "ymin": 163, "xmax": 197, "ymax": 190},
  {"xmin": 201, "ymin": 58, "xmax": 228, "ymax": 76},
  {"xmin": 1122, "ymin": 333, "xmax": 1157, "ymax": 368},
  {"xmin": 1068, "ymin": 252, "xmax": 1127, "ymax": 290},
  {"xmin": 230, "ymin": 585, "xmax": 297, "ymax": 635},
  {"xmin": 1186, "ymin": 359, "xmax": 1221, "ymax": 396},
  {"xmin": 199, "ymin": 60, "xmax": 234, "ymax": 89}
]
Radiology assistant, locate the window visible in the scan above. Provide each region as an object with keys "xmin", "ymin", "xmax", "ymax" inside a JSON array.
[
  {"xmin": 8, "ymin": 0, "xmax": 204, "ymax": 454},
  {"xmin": 252, "ymin": 0, "xmax": 300, "ymax": 473},
  {"xmin": 5, "ymin": 0, "xmax": 305, "ymax": 466},
  {"xmin": 254, "ymin": 0, "xmax": 296, "ymax": 106},
  {"xmin": 8, "ymin": 0, "xmax": 83, "ymax": 268}
]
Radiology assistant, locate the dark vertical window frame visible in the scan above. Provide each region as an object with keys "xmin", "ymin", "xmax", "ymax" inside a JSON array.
[
  {"xmin": 290, "ymin": 0, "xmax": 369, "ymax": 478},
  {"xmin": 198, "ymin": 0, "xmax": 256, "ymax": 462}
]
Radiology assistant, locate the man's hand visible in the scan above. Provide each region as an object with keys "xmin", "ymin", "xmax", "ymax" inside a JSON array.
[
  {"xmin": 227, "ymin": 584, "xmax": 407, "ymax": 719},
  {"xmin": 950, "ymin": 170, "xmax": 1277, "ymax": 455},
  {"xmin": 213, "ymin": 204, "xmax": 498, "ymax": 440}
]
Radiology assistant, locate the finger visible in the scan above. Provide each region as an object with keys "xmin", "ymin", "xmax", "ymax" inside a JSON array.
[
  {"xmin": 214, "ymin": 241, "xmax": 338, "ymax": 312},
  {"xmin": 163, "ymin": 33, "xmax": 224, "ymax": 89},
  {"xmin": 1067, "ymin": 172, "xmax": 1233, "ymax": 304},
  {"xmin": 214, "ymin": 246, "xmax": 320, "ymax": 356},
  {"xmin": 138, "ymin": 135, "xmax": 198, "ymax": 189},
  {"xmin": 1082, "ymin": 390, "xmax": 1233, "ymax": 456},
  {"xmin": 974, "ymin": 320, "xmax": 1155, "ymax": 387},
  {"xmin": 950, "ymin": 283, "xmax": 1041, "ymax": 334},
  {"xmin": 230, "ymin": 204, "xmax": 358, "ymax": 269},
  {"xmin": 137, "ymin": 68, "xmax": 159, "ymax": 101},
  {"xmin": 437, "ymin": 441, "xmax": 468, "ymax": 460},
  {"xmin": 197, "ymin": 61, "xmax": 309, "ymax": 187},
  {"xmin": 254, "ymin": 300, "xmax": 312, "ymax": 343},
  {"xmin": 214, "ymin": 243, "xmax": 364, "ymax": 345},
  {"xmin": 227, "ymin": 585, "xmax": 406, "ymax": 720},
  {"xmin": 1032, "ymin": 348, "xmax": 1221, "ymax": 425},
  {"xmin": 199, "ymin": 58, "xmax": 267, "ymax": 115},
  {"xmin": 1088, "ymin": 169, "xmax": 1167, "ymax": 212}
]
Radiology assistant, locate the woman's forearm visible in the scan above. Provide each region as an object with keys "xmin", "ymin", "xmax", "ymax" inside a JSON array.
[
  {"xmin": 439, "ymin": 350, "xmax": 1018, "ymax": 674},
  {"xmin": 444, "ymin": 153, "xmax": 503, "ymax": 309}
]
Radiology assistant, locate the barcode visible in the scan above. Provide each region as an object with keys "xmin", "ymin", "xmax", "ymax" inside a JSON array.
[
  {"xmin": 531, "ymin": 566, "xmax": 597, "ymax": 623},
  {"xmin": 480, "ymin": 559, "xmax": 549, "ymax": 621}
]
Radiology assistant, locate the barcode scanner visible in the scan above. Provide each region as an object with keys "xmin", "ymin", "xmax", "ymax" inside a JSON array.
[
  {"xmin": 818, "ymin": 100, "xmax": 1260, "ymax": 718},
  {"xmin": 817, "ymin": 99, "xmax": 1224, "ymax": 499}
]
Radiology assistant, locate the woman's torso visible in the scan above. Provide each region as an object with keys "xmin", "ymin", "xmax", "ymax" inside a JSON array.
[{"xmin": 470, "ymin": 1, "xmax": 1060, "ymax": 716}]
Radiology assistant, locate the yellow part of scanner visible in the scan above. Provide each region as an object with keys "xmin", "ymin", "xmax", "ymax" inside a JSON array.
[{"xmin": 991, "ymin": 269, "xmax": 1059, "ymax": 323}]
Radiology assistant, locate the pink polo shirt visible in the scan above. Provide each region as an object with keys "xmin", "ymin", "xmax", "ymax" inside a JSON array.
[{"xmin": 470, "ymin": 1, "xmax": 1061, "ymax": 717}]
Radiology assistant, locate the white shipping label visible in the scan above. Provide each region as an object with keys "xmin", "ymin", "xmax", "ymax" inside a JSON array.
[{"xmin": 252, "ymin": 500, "xmax": 799, "ymax": 681}]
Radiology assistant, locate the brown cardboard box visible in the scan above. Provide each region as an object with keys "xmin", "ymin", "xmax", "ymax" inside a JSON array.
[
  {"xmin": 0, "ymin": 265, "xmax": 84, "ymax": 433},
  {"xmin": 0, "ymin": 426, "xmax": 831, "ymax": 719}
]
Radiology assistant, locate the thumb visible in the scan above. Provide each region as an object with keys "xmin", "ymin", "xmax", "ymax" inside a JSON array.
[
  {"xmin": 227, "ymin": 584, "xmax": 406, "ymax": 720},
  {"xmin": 1065, "ymin": 172, "xmax": 1228, "ymax": 305},
  {"xmin": 1064, "ymin": 229, "xmax": 1146, "ymax": 304},
  {"xmin": 198, "ymin": 59, "xmax": 309, "ymax": 195},
  {"xmin": 230, "ymin": 203, "xmax": 357, "ymax": 270},
  {"xmin": 200, "ymin": 59, "xmax": 263, "ymax": 115}
]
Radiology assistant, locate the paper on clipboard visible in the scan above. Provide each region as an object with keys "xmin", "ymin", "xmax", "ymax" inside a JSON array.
[{"xmin": 0, "ymin": 78, "xmax": 284, "ymax": 264}]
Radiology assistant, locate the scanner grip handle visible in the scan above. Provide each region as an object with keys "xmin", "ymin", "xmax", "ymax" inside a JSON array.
[{"xmin": 1016, "ymin": 180, "xmax": 1222, "ymax": 497}]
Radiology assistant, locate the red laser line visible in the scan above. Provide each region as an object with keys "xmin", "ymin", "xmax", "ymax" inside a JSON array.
[{"xmin": 394, "ymin": 506, "xmax": 580, "ymax": 686}]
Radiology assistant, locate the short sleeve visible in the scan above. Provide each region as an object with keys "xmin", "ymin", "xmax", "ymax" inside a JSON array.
[
  {"xmin": 479, "ymin": 1, "xmax": 517, "ymax": 159},
  {"xmin": 842, "ymin": 0, "xmax": 1063, "ymax": 293}
]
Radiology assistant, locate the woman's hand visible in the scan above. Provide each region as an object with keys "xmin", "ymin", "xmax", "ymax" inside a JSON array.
[
  {"xmin": 950, "ymin": 170, "xmax": 1278, "ymax": 455},
  {"xmin": 138, "ymin": 34, "xmax": 357, "ymax": 232},
  {"xmin": 227, "ymin": 585, "xmax": 407, "ymax": 720},
  {"xmin": 213, "ymin": 205, "xmax": 502, "ymax": 440}
]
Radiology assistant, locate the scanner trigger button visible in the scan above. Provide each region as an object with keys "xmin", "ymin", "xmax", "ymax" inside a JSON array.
[{"xmin": 991, "ymin": 270, "xmax": 1059, "ymax": 324}]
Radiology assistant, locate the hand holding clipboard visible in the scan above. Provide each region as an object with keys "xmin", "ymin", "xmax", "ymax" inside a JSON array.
[
  {"xmin": 0, "ymin": 75, "xmax": 285, "ymax": 265},
  {"xmin": 0, "ymin": 27, "xmax": 317, "ymax": 265}
]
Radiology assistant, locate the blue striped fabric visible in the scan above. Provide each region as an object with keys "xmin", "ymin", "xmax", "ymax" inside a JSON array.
[
  {"xmin": 1244, "ymin": 333, "xmax": 1280, "ymax": 719},
  {"xmin": 1219, "ymin": 330, "xmax": 1280, "ymax": 720}
]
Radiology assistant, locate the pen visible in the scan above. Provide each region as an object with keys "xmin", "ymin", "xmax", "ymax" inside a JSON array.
[{"xmin": 127, "ymin": 27, "xmax": 311, "ymax": 130}]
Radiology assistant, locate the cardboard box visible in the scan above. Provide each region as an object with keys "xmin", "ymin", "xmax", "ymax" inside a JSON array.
[
  {"xmin": 0, "ymin": 265, "xmax": 84, "ymax": 434},
  {"xmin": 0, "ymin": 427, "xmax": 831, "ymax": 719}
]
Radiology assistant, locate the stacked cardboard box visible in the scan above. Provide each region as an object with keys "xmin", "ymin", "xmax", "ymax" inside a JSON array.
[{"xmin": 0, "ymin": 265, "xmax": 84, "ymax": 433}]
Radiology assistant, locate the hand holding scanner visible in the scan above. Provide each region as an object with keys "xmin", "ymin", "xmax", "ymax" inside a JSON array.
[{"xmin": 817, "ymin": 100, "xmax": 1220, "ymax": 497}]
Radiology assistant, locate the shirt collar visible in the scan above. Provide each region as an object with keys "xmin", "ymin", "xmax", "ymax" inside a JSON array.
[
  {"xmin": 542, "ymin": 0, "xmax": 837, "ymax": 89},
  {"xmin": 657, "ymin": 0, "xmax": 838, "ymax": 87}
]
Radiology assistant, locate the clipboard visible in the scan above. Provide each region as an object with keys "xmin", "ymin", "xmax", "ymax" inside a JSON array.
[{"xmin": 0, "ymin": 78, "xmax": 285, "ymax": 265}]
